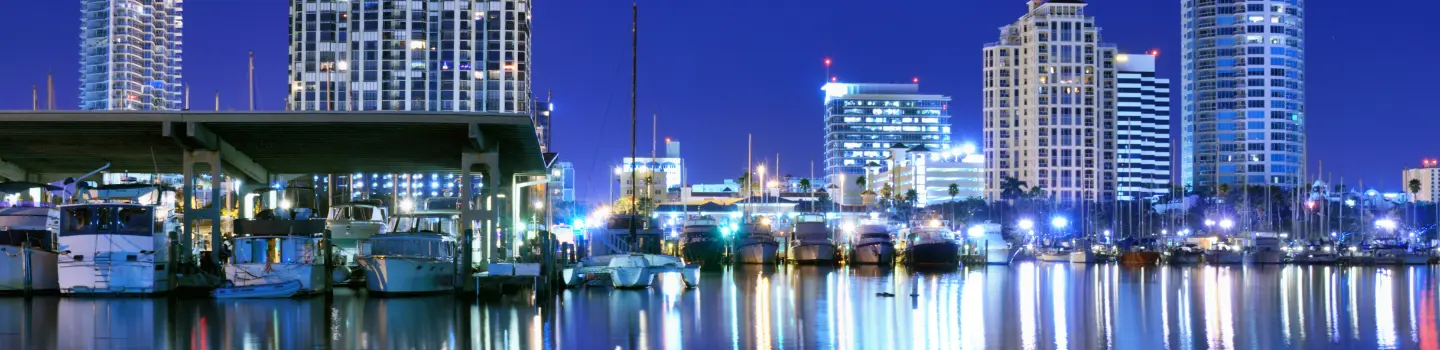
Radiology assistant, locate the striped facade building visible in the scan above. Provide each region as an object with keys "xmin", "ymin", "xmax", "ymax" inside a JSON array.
[{"xmin": 1116, "ymin": 53, "xmax": 1172, "ymax": 200}]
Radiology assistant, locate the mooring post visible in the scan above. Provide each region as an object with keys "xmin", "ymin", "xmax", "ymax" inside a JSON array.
[
  {"xmin": 22, "ymin": 241, "xmax": 32, "ymax": 295},
  {"xmin": 322, "ymin": 228, "xmax": 333, "ymax": 294}
]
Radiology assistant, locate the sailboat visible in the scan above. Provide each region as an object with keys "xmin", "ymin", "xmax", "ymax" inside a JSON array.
[{"xmin": 561, "ymin": 3, "xmax": 698, "ymax": 290}]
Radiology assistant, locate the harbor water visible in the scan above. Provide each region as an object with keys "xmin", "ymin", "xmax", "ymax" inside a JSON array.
[{"xmin": 2, "ymin": 263, "xmax": 1437, "ymax": 349}]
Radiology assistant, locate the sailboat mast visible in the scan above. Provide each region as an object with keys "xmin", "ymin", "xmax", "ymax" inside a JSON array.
[{"xmin": 628, "ymin": 2, "xmax": 638, "ymax": 243}]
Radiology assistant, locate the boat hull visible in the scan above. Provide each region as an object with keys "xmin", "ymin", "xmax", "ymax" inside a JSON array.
[
  {"xmin": 1167, "ymin": 252, "xmax": 1202, "ymax": 265},
  {"xmin": 792, "ymin": 244, "xmax": 838, "ymax": 264},
  {"xmin": 853, "ymin": 243, "xmax": 896, "ymax": 265},
  {"xmin": 0, "ymin": 247, "xmax": 58, "ymax": 292},
  {"xmin": 58, "ymin": 259, "xmax": 169, "ymax": 295},
  {"xmin": 1036, "ymin": 253, "xmax": 1071, "ymax": 263},
  {"xmin": 1119, "ymin": 252, "xmax": 1161, "ymax": 265},
  {"xmin": 1206, "ymin": 251, "xmax": 1245, "ymax": 264},
  {"xmin": 1244, "ymin": 251, "xmax": 1285, "ymax": 264},
  {"xmin": 223, "ymin": 263, "xmax": 325, "ymax": 293},
  {"xmin": 737, "ymin": 242, "xmax": 779, "ymax": 264},
  {"xmin": 1070, "ymin": 251, "xmax": 1095, "ymax": 263},
  {"xmin": 680, "ymin": 241, "xmax": 727, "ymax": 266},
  {"xmin": 213, "ymin": 280, "xmax": 302, "ymax": 299},
  {"xmin": 907, "ymin": 242, "xmax": 959, "ymax": 266},
  {"xmin": 1290, "ymin": 254, "xmax": 1338, "ymax": 264},
  {"xmin": 356, "ymin": 257, "xmax": 456, "ymax": 294}
]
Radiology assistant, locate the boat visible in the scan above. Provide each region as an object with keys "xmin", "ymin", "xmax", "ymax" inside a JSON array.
[
  {"xmin": 1165, "ymin": 243, "xmax": 1204, "ymax": 264},
  {"xmin": 1243, "ymin": 234, "xmax": 1285, "ymax": 264},
  {"xmin": 1369, "ymin": 239, "xmax": 1431, "ymax": 265},
  {"xmin": 678, "ymin": 216, "xmax": 727, "ymax": 267},
  {"xmin": 961, "ymin": 223, "xmax": 1010, "ymax": 265},
  {"xmin": 1205, "ymin": 248, "xmax": 1245, "ymax": 264},
  {"xmin": 1287, "ymin": 241, "xmax": 1338, "ymax": 264},
  {"xmin": 1071, "ymin": 239, "xmax": 1100, "ymax": 263},
  {"xmin": 902, "ymin": 218, "xmax": 959, "ymax": 267},
  {"xmin": 1034, "ymin": 248, "xmax": 1072, "ymax": 262},
  {"xmin": 212, "ymin": 280, "xmax": 302, "ymax": 299},
  {"xmin": 57, "ymin": 184, "xmax": 182, "ymax": 295},
  {"xmin": 0, "ymin": 182, "xmax": 62, "ymax": 293},
  {"xmin": 591, "ymin": 214, "xmax": 665, "ymax": 256},
  {"xmin": 325, "ymin": 201, "xmax": 389, "ymax": 255},
  {"xmin": 224, "ymin": 187, "xmax": 329, "ymax": 294},
  {"xmin": 355, "ymin": 211, "xmax": 460, "ymax": 294},
  {"xmin": 564, "ymin": 253, "xmax": 699, "ymax": 289},
  {"xmin": 1117, "ymin": 238, "xmax": 1162, "ymax": 265},
  {"xmin": 789, "ymin": 214, "xmax": 838, "ymax": 264},
  {"xmin": 853, "ymin": 223, "xmax": 896, "ymax": 265},
  {"xmin": 736, "ymin": 219, "xmax": 779, "ymax": 264}
]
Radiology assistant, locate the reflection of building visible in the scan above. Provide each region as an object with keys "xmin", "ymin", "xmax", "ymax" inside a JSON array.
[
  {"xmin": 1403, "ymin": 160, "xmax": 1440, "ymax": 203},
  {"xmin": 864, "ymin": 144, "xmax": 984, "ymax": 206},
  {"xmin": 534, "ymin": 93, "xmax": 553, "ymax": 153},
  {"xmin": 984, "ymin": 0, "xmax": 1117, "ymax": 203},
  {"xmin": 822, "ymin": 83, "xmax": 952, "ymax": 187},
  {"xmin": 1116, "ymin": 53, "xmax": 1172, "ymax": 200},
  {"xmin": 1182, "ymin": 0, "xmax": 1307, "ymax": 189},
  {"xmin": 81, "ymin": 0, "xmax": 183, "ymax": 110},
  {"xmin": 288, "ymin": 0, "xmax": 532, "ymax": 112}
]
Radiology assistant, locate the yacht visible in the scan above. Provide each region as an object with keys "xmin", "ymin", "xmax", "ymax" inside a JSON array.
[
  {"xmin": 1117, "ymin": 238, "xmax": 1162, "ymax": 265},
  {"xmin": 57, "ymin": 185, "xmax": 181, "ymax": 294},
  {"xmin": 1205, "ymin": 245, "xmax": 1245, "ymax": 264},
  {"xmin": 1244, "ymin": 234, "xmax": 1285, "ymax": 264},
  {"xmin": 1369, "ymin": 239, "xmax": 1431, "ymax": 265},
  {"xmin": 962, "ymin": 223, "xmax": 1010, "ymax": 265},
  {"xmin": 355, "ymin": 211, "xmax": 460, "ymax": 293},
  {"xmin": 590, "ymin": 214, "xmax": 664, "ymax": 256},
  {"xmin": 224, "ymin": 187, "xmax": 329, "ymax": 293},
  {"xmin": 325, "ymin": 201, "xmax": 389, "ymax": 252},
  {"xmin": 1070, "ymin": 239, "xmax": 1099, "ymax": 263},
  {"xmin": 736, "ymin": 219, "xmax": 779, "ymax": 264},
  {"xmin": 1165, "ymin": 243, "xmax": 1204, "ymax": 264},
  {"xmin": 902, "ymin": 219, "xmax": 959, "ymax": 267},
  {"xmin": 789, "ymin": 214, "xmax": 838, "ymax": 264},
  {"xmin": 853, "ymin": 223, "xmax": 896, "ymax": 265},
  {"xmin": 678, "ymin": 216, "xmax": 727, "ymax": 267},
  {"xmin": 0, "ymin": 182, "xmax": 62, "ymax": 293},
  {"xmin": 1287, "ymin": 240, "xmax": 1338, "ymax": 264}
]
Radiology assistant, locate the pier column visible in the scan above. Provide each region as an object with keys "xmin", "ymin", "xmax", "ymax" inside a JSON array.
[
  {"xmin": 183, "ymin": 149, "xmax": 224, "ymax": 273},
  {"xmin": 461, "ymin": 150, "xmax": 500, "ymax": 292}
]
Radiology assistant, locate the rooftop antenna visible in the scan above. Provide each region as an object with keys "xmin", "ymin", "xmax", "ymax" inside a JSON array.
[
  {"xmin": 214, "ymin": 91, "xmax": 220, "ymax": 112},
  {"xmin": 32, "ymin": 85, "xmax": 38, "ymax": 110},
  {"xmin": 628, "ymin": 2, "xmax": 638, "ymax": 247},
  {"xmin": 46, "ymin": 72, "xmax": 54, "ymax": 110},
  {"xmin": 184, "ymin": 85, "xmax": 190, "ymax": 110}
]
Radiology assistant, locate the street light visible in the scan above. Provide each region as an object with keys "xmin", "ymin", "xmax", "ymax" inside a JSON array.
[
  {"xmin": 1218, "ymin": 219, "xmax": 1234, "ymax": 230},
  {"xmin": 1051, "ymin": 217, "xmax": 1068, "ymax": 229},
  {"xmin": 1018, "ymin": 219, "xmax": 1035, "ymax": 230},
  {"xmin": 1375, "ymin": 218, "xmax": 1397, "ymax": 231},
  {"xmin": 1204, "ymin": 219, "xmax": 1216, "ymax": 227}
]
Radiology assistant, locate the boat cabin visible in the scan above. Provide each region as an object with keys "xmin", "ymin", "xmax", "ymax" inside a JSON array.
[
  {"xmin": 361, "ymin": 233, "xmax": 456, "ymax": 261},
  {"xmin": 388, "ymin": 211, "xmax": 461, "ymax": 235},
  {"xmin": 328, "ymin": 203, "xmax": 389, "ymax": 223}
]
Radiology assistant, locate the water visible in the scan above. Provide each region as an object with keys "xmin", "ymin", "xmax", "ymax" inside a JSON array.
[{"xmin": 2, "ymin": 264, "xmax": 1437, "ymax": 349}]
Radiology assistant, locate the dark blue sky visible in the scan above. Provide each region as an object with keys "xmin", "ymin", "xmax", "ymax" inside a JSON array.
[{"xmin": 3, "ymin": 0, "xmax": 1438, "ymax": 203}]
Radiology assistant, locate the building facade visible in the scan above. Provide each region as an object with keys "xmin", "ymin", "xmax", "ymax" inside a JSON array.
[
  {"xmin": 1181, "ymin": 0, "xmax": 1306, "ymax": 190},
  {"xmin": 983, "ymin": 0, "xmax": 1118, "ymax": 203},
  {"xmin": 534, "ymin": 94, "xmax": 552, "ymax": 152},
  {"xmin": 80, "ymin": 0, "xmax": 184, "ymax": 110},
  {"xmin": 617, "ymin": 157, "xmax": 682, "ymax": 201},
  {"xmin": 1403, "ymin": 161, "xmax": 1440, "ymax": 203},
  {"xmin": 288, "ymin": 0, "xmax": 531, "ymax": 113},
  {"xmin": 865, "ymin": 149, "xmax": 985, "ymax": 207},
  {"xmin": 822, "ymin": 83, "xmax": 952, "ymax": 187},
  {"xmin": 1116, "ymin": 53, "xmax": 1172, "ymax": 200},
  {"xmin": 549, "ymin": 161, "xmax": 574, "ymax": 203}
]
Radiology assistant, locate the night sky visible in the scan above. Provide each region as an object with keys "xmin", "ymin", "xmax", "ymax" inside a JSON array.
[{"xmin": 3, "ymin": 0, "xmax": 1437, "ymax": 203}]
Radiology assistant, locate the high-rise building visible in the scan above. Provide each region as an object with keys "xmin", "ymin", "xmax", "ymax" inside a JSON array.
[
  {"xmin": 864, "ymin": 148, "xmax": 985, "ymax": 207},
  {"xmin": 821, "ymin": 83, "xmax": 952, "ymax": 187},
  {"xmin": 288, "ymin": 0, "xmax": 531, "ymax": 113},
  {"xmin": 534, "ymin": 93, "xmax": 553, "ymax": 153},
  {"xmin": 80, "ymin": 0, "xmax": 184, "ymax": 110},
  {"xmin": 1116, "ymin": 52, "xmax": 1172, "ymax": 200},
  {"xmin": 1181, "ymin": 0, "xmax": 1306, "ymax": 190},
  {"xmin": 1403, "ymin": 160, "xmax": 1440, "ymax": 203},
  {"xmin": 983, "ymin": 0, "xmax": 1118, "ymax": 203},
  {"xmin": 549, "ymin": 161, "xmax": 575, "ymax": 203}
]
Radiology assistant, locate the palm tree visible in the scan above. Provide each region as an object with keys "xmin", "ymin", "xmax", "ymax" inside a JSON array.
[
  {"xmin": 1409, "ymin": 178, "xmax": 1422, "ymax": 228},
  {"xmin": 948, "ymin": 183, "xmax": 961, "ymax": 223},
  {"xmin": 855, "ymin": 175, "xmax": 866, "ymax": 189},
  {"xmin": 880, "ymin": 183, "xmax": 894, "ymax": 204},
  {"xmin": 999, "ymin": 177, "xmax": 1028, "ymax": 203},
  {"xmin": 799, "ymin": 178, "xmax": 813, "ymax": 193},
  {"xmin": 904, "ymin": 188, "xmax": 919, "ymax": 206}
]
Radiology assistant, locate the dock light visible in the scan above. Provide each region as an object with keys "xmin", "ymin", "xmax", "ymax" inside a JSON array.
[
  {"xmin": 967, "ymin": 226, "xmax": 984, "ymax": 238},
  {"xmin": 1204, "ymin": 219, "xmax": 1216, "ymax": 227},
  {"xmin": 1331, "ymin": 232, "xmax": 1337, "ymax": 237},
  {"xmin": 843, "ymin": 222, "xmax": 855, "ymax": 234},
  {"xmin": 1051, "ymin": 217, "xmax": 1068, "ymax": 229},
  {"xmin": 1323, "ymin": 246, "xmax": 1333, "ymax": 253},
  {"xmin": 1103, "ymin": 230, "xmax": 1111, "ymax": 237},
  {"xmin": 575, "ymin": 219, "xmax": 587, "ymax": 228},
  {"xmin": 721, "ymin": 227, "xmax": 732, "ymax": 237},
  {"xmin": 1162, "ymin": 229, "xmax": 1169, "ymax": 235},
  {"xmin": 533, "ymin": 201, "xmax": 543, "ymax": 210},
  {"xmin": 399, "ymin": 199, "xmax": 415, "ymax": 213},
  {"xmin": 729, "ymin": 223, "xmax": 739, "ymax": 232},
  {"xmin": 1280, "ymin": 233, "xmax": 1289, "ymax": 239},
  {"xmin": 280, "ymin": 199, "xmax": 292, "ymax": 210},
  {"xmin": 1349, "ymin": 246, "xmax": 1358, "ymax": 252},
  {"xmin": 1345, "ymin": 199, "xmax": 1356, "ymax": 207},
  {"xmin": 1018, "ymin": 219, "xmax": 1035, "ymax": 230},
  {"xmin": 929, "ymin": 219, "xmax": 941, "ymax": 228},
  {"xmin": 1218, "ymin": 219, "xmax": 1234, "ymax": 230}
]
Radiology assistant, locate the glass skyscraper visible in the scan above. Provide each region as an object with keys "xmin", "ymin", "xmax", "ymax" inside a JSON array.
[
  {"xmin": 1181, "ymin": 0, "xmax": 1306, "ymax": 191},
  {"xmin": 80, "ymin": 0, "xmax": 184, "ymax": 111},
  {"xmin": 821, "ymin": 83, "xmax": 952, "ymax": 186},
  {"xmin": 289, "ymin": 0, "xmax": 531, "ymax": 113}
]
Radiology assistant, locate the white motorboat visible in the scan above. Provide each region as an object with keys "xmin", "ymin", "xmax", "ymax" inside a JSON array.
[
  {"xmin": 1165, "ymin": 244, "xmax": 1204, "ymax": 264},
  {"xmin": 853, "ymin": 224, "xmax": 896, "ymax": 265},
  {"xmin": 224, "ymin": 187, "xmax": 331, "ymax": 293},
  {"xmin": 212, "ymin": 280, "xmax": 302, "ymax": 299},
  {"xmin": 0, "ymin": 182, "xmax": 62, "ymax": 293},
  {"xmin": 1034, "ymin": 248, "xmax": 1072, "ymax": 262},
  {"xmin": 1070, "ymin": 248, "xmax": 1096, "ymax": 263},
  {"xmin": 325, "ymin": 201, "xmax": 389, "ymax": 253},
  {"xmin": 564, "ymin": 253, "xmax": 700, "ymax": 289},
  {"xmin": 1244, "ymin": 234, "xmax": 1285, "ymax": 264},
  {"xmin": 57, "ymin": 185, "xmax": 181, "ymax": 294},
  {"xmin": 736, "ymin": 221, "xmax": 779, "ymax": 264},
  {"xmin": 962, "ymin": 223, "xmax": 1010, "ymax": 265},
  {"xmin": 1287, "ymin": 242, "xmax": 1339, "ymax": 264},
  {"xmin": 355, "ymin": 211, "xmax": 460, "ymax": 294},
  {"xmin": 1369, "ymin": 239, "xmax": 1431, "ymax": 265},
  {"xmin": 902, "ymin": 219, "xmax": 960, "ymax": 267},
  {"xmin": 789, "ymin": 214, "xmax": 838, "ymax": 264}
]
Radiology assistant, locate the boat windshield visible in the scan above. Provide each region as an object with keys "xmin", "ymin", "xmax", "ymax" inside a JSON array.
[
  {"xmin": 861, "ymin": 233, "xmax": 891, "ymax": 239},
  {"xmin": 390, "ymin": 215, "xmax": 458, "ymax": 235},
  {"xmin": 61, "ymin": 205, "xmax": 154, "ymax": 237},
  {"xmin": 368, "ymin": 237, "xmax": 454, "ymax": 259},
  {"xmin": 685, "ymin": 217, "xmax": 718, "ymax": 227},
  {"xmin": 795, "ymin": 214, "xmax": 825, "ymax": 223},
  {"xmin": 330, "ymin": 206, "xmax": 382, "ymax": 221}
]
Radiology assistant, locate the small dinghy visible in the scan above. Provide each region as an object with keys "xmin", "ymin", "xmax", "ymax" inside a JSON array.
[{"xmin": 213, "ymin": 280, "xmax": 303, "ymax": 299}]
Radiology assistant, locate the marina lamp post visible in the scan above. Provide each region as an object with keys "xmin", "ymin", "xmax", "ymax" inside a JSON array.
[{"xmin": 1018, "ymin": 219, "xmax": 1035, "ymax": 237}]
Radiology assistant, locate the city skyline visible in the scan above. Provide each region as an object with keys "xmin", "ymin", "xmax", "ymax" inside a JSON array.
[{"xmin": 3, "ymin": 0, "xmax": 1437, "ymax": 203}]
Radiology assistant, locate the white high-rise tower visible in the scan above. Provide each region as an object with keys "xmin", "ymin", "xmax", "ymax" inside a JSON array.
[{"xmin": 80, "ymin": 0, "xmax": 184, "ymax": 110}]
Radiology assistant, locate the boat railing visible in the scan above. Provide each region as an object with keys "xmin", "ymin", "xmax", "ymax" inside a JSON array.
[{"xmin": 362, "ymin": 237, "xmax": 455, "ymax": 260}]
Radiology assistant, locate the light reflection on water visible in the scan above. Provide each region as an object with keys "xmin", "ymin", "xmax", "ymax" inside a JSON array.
[{"xmin": 0, "ymin": 264, "xmax": 1437, "ymax": 349}]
